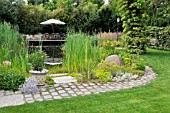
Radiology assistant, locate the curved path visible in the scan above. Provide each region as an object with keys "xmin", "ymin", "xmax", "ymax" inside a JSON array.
[{"xmin": 0, "ymin": 66, "xmax": 156, "ymax": 108}]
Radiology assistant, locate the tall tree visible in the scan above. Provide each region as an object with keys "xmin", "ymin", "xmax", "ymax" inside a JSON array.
[{"xmin": 119, "ymin": 0, "xmax": 148, "ymax": 54}]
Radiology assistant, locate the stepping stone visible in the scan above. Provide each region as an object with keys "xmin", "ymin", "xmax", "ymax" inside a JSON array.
[
  {"xmin": 49, "ymin": 73, "xmax": 68, "ymax": 77},
  {"xmin": 52, "ymin": 76, "xmax": 77, "ymax": 84},
  {"xmin": 0, "ymin": 94, "xmax": 24, "ymax": 108}
]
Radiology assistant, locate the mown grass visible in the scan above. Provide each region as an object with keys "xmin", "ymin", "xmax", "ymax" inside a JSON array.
[{"xmin": 0, "ymin": 49, "xmax": 170, "ymax": 113}]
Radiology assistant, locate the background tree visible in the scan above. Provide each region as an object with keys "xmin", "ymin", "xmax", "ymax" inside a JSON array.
[{"xmin": 119, "ymin": 0, "xmax": 148, "ymax": 54}]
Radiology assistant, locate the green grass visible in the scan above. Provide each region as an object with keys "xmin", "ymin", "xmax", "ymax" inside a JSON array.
[{"xmin": 0, "ymin": 49, "xmax": 170, "ymax": 113}]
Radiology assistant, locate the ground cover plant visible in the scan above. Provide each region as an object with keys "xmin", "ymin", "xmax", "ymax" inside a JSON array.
[{"xmin": 0, "ymin": 49, "xmax": 170, "ymax": 112}]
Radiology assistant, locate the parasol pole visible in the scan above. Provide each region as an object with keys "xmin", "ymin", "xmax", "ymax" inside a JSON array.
[{"xmin": 51, "ymin": 24, "xmax": 54, "ymax": 33}]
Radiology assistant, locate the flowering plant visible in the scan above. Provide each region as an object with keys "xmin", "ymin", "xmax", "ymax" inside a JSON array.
[{"xmin": 29, "ymin": 50, "xmax": 47, "ymax": 71}]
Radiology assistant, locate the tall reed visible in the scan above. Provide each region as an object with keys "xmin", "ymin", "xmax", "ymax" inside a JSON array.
[
  {"xmin": 63, "ymin": 32, "xmax": 103, "ymax": 80},
  {"xmin": 0, "ymin": 22, "xmax": 29, "ymax": 74}
]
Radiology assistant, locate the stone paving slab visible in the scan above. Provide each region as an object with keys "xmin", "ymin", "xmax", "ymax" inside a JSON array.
[
  {"xmin": 52, "ymin": 76, "xmax": 77, "ymax": 84},
  {"xmin": 0, "ymin": 94, "xmax": 25, "ymax": 108}
]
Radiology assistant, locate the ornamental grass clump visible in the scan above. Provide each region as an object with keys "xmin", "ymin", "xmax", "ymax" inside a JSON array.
[{"xmin": 63, "ymin": 32, "xmax": 103, "ymax": 80}]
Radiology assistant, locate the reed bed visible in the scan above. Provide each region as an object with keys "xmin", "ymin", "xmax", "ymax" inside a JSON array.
[
  {"xmin": 63, "ymin": 32, "xmax": 103, "ymax": 80},
  {"xmin": 0, "ymin": 22, "xmax": 29, "ymax": 74}
]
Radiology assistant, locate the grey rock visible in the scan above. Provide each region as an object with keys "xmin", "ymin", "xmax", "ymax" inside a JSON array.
[{"xmin": 105, "ymin": 55, "xmax": 124, "ymax": 66}]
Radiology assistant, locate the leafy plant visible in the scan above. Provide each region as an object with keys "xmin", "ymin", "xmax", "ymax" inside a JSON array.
[
  {"xmin": 29, "ymin": 50, "xmax": 47, "ymax": 71},
  {"xmin": 45, "ymin": 76, "xmax": 55, "ymax": 85},
  {"xmin": 0, "ymin": 66, "xmax": 25, "ymax": 91},
  {"xmin": 93, "ymin": 69, "xmax": 111, "ymax": 82}
]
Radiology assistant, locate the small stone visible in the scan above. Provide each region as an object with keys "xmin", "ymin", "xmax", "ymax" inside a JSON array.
[
  {"xmin": 24, "ymin": 94, "xmax": 32, "ymax": 98},
  {"xmin": 53, "ymin": 96, "xmax": 62, "ymax": 99},
  {"xmin": 77, "ymin": 86, "xmax": 85, "ymax": 89},
  {"xmin": 41, "ymin": 92, "xmax": 49, "ymax": 95},
  {"xmin": 49, "ymin": 89, "xmax": 56, "ymax": 92},
  {"xmin": 60, "ymin": 93, "xmax": 69, "ymax": 97},
  {"xmin": 35, "ymin": 98, "xmax": 43, "ymax": 101},
  {"xmin": 25, "ymin": 97, "xmax": 34, "ymax": 101},
  {"xmin": 58, "ymin": 90, "xmax": 66, "ymax": 94},
  {"xmin": 67, "ymin": 90, "xmax": 75, "ymax": 94},
  {"xmin": 70, "ymin": 93, "xmax": 77, "ymax": 97},
  {"xmin": 51, "ymin": 92, "xmax": 59, "ymax": 96},
  {"xmin": 65, "ymin": 88, "xmax": 72, "ymax": 91},
  {"xmin": 54, "ymin": 84, "xmax": 60, "ymax": 87},
  {"xmin": 76, "ymin": 92, "xmax": 83, "ymax": 95},
  {"xmin": 43, "ymin": 95, "xmax": 52, "ymax": 100},
  {"xmin": 56, "ymin": 87, "xmax": 63, "ymax": 90},
  {"xmin": 89, "ymin": 83, "xmax": 95, "ymax": 86},
  {"xmin": 80, "ymin": 89, "xmax": 88, "ymax": 92},
  {"xmin": 33, "ymin": 94, "xmax": 41, "ymax": 99}
]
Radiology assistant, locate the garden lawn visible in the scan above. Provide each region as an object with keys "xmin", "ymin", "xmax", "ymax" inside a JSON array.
[{"xmin": 0, "ymin": 49, "xmax": 170, "ymax": 113}]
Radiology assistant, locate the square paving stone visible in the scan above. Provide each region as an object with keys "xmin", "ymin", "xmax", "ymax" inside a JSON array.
[
  {"xmin": 51, "ymin": 92, "xmax": 59, "ymax": 96},
  {"xmin": 67, "ymin": 90, "xmax": 75, "ymax": 94},
  {"xmin": 14, "ymin": 91, "xmax": 22, "ymax": 94},
  {"xmin": 60, "ymin": 93, "xmax": 69, "ymax": 97},
  {"xmin": 76, "ymin": 92, "xmax": 83, "ymax": 95},
  {"xmin": 49, "ymin": 89, "xmax": 56, "ymax": 92},
  {"xmin": 86, "ymin": 87, "xmax": 94, "ymax": 89},
  {"xmin": 40, "ymin": 88, "xmax": 47, "ymax": 92},
  {"xmin": 27, "ymin": 100, "xmax": 35, "ymax": 103},
  {"xmin": 35, "ymin": 98, "xmax": 43, "ymax": 101},
  {"xmin": 54, "ymin": 84, "xmax": 60, "ymax": 87},
  {"xmin": 25, "ymin": 97, "xmax": 34, "ymax": 101},
  {"xmin": 43, "ymin": 95, "xmax": 52, "ymax": 100},
  {"xmin": 70, "ymin": 93, "xmax": 77, "ymax": 97},
  {"xmin": 82, "ymin": 83, "xmax": 89, "ymax": 87},
  {"xmin": 72, "ymin": 88, "xmax": 80, "ymax": 92},
  {"xmin": 56, "ymin": 87, "xmax": 63, "ymax": 90},
  {"xmin": 24, "ymin": 94, "xmax": 33, "ymax": 98},
  {"xmin": 77, "ymin": 86, "xmax": 85, "ymax": 89},
  {"xmin": 93, "ymin": 85, "xmax": 100, "ymax": 89},
  {"xmin": 33, "ymin": 94, "xmax": 41, "ymax": 99},
  {"xmin": 83, "ymin": 92, "xmax": 91, "ymax": 95},
  {"xmin": 80, "ymin": 89, "xmax": 88, "ymax": 92},
  {"xmin": 62, "ymin": 85, "xmax": 69, "ymax": 88},
  {"xmin": 65, "ymin": 88, "xmax": 72, "ymax": 91},
  {"xmin": 58, "ymin": 90, "xmax": 66, "ymax": 94},
  {"xmin": 53, "ymin": 96, "xmax": 62, "ymax": 99},
  {"xmin": 89, "ymin": 83, "xmax": 95, "ymax": 86},
  {"xmin": 70, "ymin": 85, "xmax": 77, "ymax": 88},
  {"xmin": 41, "ymin": 92, "xmax": 50, "ymax": 95}
]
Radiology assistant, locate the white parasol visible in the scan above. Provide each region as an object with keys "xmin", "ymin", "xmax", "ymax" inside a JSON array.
[{"xmin": 40, "ymin": 19, "xmax": 65, "ymax": 33}]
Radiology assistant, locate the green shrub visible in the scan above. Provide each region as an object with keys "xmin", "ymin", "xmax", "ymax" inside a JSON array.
[
  {"xmin": 93, "ymin": 69, "xmax": 111, "ymax": 82},
  {"xmin": 0, "ymin": 66, "xmax": 25, "ymax": 91}
]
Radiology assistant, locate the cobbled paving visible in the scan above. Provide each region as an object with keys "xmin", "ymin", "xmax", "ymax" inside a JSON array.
[{"xmin": 0, "ymin": 66, "xmax": 156, "ymax": 107}]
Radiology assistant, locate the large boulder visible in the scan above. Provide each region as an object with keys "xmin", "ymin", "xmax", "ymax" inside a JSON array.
[{"xmin": 105, "ymin": 55, "xmax": 124, "ymax": 66}]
